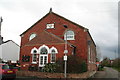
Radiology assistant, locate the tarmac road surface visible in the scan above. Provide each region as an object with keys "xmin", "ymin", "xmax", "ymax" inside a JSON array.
[{"xmin": 94, "ymin": 67, "xmax": 119, "ymax": 78}]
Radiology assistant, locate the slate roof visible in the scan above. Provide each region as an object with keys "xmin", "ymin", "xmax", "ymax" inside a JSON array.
[{"xmin": 2, "ymin": 40, "xmax": 19, "ymax": 47}]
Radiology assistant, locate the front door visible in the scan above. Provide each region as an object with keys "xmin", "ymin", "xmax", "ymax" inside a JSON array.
[{"xmin": 39, "ymin": 55, "xmax": 48, "ymax": 67}]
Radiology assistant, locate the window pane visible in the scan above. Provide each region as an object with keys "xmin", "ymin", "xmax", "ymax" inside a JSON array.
[
  {"xmin": 33, "ymin": 50, "xmax": 37, "ymax": 53},
  {"xmin": 33, "ymin": 54, "xmax": 37, "ymax": 62},
  {"xmin": 29, "ymin": 33, "xmax": 36, "ymax": 40},
  {"xmin": 51, "ymin": 49, "xmax": 55, "ymax": 53},
  {"xmin": 40, "ymin": 47, "xmax": 48, "ymax": 54},
  {"xmin": 67, "ymin": 31, "xmax": 74, "ymax": 35},
  {"xmin": 64, "ymin": 31, "xmax": 74, "ymax": 40},
  {"xmin": 44, "ymin": 56, "xmax": 47, "ymax": 64},
  {"xmin": 51, "ymin": 53, "xmax": 56, "ymax": 62},
  {"xmin": 40, "ymin": 56, "xmax": 43, "ymax": 65}
]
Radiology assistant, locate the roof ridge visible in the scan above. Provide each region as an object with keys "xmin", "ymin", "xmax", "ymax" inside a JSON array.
[
  {"xmin": 2, "ymin": 40, "xmax": 20, "ymax": 47},
  {"xmin": 51, "ymin": 12, "xmax": 86, "ymax": 29}
]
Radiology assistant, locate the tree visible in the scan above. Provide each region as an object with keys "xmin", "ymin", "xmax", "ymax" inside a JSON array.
[
  {"xmin": 112, "ymin": 58, "xmax": 120, "ymax": 68},
  {"xmin": 101, "ymin": 57, "xmax": 111, "ymax": 67}
]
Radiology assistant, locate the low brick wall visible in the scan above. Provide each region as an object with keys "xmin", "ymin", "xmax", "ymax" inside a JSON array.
[{"xmin": 16, "ymin": 71, "xmax": 96, "ymax": 78}]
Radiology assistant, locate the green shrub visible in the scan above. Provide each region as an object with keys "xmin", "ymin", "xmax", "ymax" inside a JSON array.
[
  {"xmin": 67, "ymin": 55, "xmax": 87, "ymax": 73},
  {"xmin": 97, "ymin": 65, "xmax": 104, "ymax": 71},
  {"xmin": 56, "ymin": 55, "xmax": 87, "ymax": 73},
  {"xmin": 42, "ymin": 55, "xmax": 87, "ymax": 73},
  {"xmin": 28, "ymin": 65, "xmax": 38, "ymax": 71},
  {"xmin": 42, "ymin": 63, "xmax": 60, "ymax": 73},
  {"xmin": 111, "ymin": 58, "xmax": 120, "ymax": 72}
]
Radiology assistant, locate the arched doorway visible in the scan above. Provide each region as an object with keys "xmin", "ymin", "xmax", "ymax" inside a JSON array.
[{"xmin": 39, "ymin": 47, "xmax": 48, "ymax": 67}]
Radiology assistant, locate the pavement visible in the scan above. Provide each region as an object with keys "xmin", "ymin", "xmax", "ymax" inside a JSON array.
[
  {"xmin": 94, "ymin": 67, "xmax": 119, "ymax": 78},
  {"xmin": 90, "ymin": 67, "xmax": 120, "ymax": 80}
]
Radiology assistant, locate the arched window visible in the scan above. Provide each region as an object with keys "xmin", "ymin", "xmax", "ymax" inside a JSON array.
[
  {"xmin": 64, "ymin": 30, "xmax": 75, "ymax": 40},
  {"xmin": 29, "ymin": 33, "xmax": 37, "ymax": 41},
  {"xmin": 32, "ymin": 54, "xmax": 37, "ymax": 63},
  {"xmin": 40, "ymin": 47, "xmax": 48, "ymax": 54},
  {"xmin": 51, "ymin": 49, "xmax": 56, "ymax": 63},
  {"xmin": 31, "ymin": 47, "xmax": 38, "ymax": 54},
  {"xmin": 33, "ymin": 50, "xmax": 37, "ymax": 53},
  {"xmin": 31, "ymin": 48, "xmax": 38, "ymax": 64}
]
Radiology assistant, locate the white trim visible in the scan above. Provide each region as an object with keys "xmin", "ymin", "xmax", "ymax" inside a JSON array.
[
  {"xmin": 29, "ymin": 33, "xmax": 37, "ymax": 41},
  {"xmin": 49, "ymin": 47, "xmax": 58, "ymax": 53},
  {"xmin": 64, "ymin": 30, "xmax": 75, "ymax": 40},
  {"xmin": 46, "ymin": 23, "xmax": 54, "ymax": 29},
  {"xmin": 31, "ymin": 47, "xmax": 38, "ymax": 54},
  {"xmin": 32, "ymin": 62, "xmax": 37, "ymax": 64},
  {"xmin": 32, "ymin": 54, "xmax": 37, "ymax": 64},
  {"xmin": 38, "ymin": 45, "xmax": 50, "ymax": 53},
  {"xmin": 50, "ymin": 53, "xmax": 56, "ymax": 63},
  {"xmin": 39, "ymin": 54, "xmax": 48, "ymax": 67}
]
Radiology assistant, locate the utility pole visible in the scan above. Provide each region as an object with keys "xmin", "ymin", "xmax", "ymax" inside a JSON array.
[{"xmin": 63, "ymin": 25, "xmax": 68, "ymax": 78}]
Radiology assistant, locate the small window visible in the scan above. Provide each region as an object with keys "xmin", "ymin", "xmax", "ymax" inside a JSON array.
[
  {"xmin": 32, "ymin": 50, "xmax": 37, "ymax": 63},
  {"xmin": 64, "ymin": 30, "xmax": 75, "ymax": 40},
  {"xmin": 51, "ymin": 49, "xmax": 56, "ymax": 63},
  {"xmin": 29, "ymin": 33, "xmax": 37, "ymax": 41},
  {"xmin": 46, "ymin": 23, "xmax": 54, "ymax": 29},
  {"xmin": 32, "ymin": 54, "xmax": 37, "ymax": 63}
]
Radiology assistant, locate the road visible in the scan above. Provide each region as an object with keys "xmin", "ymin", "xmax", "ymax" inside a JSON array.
[
  {"xmin": 94, "ymin": 67, "xmax": 120, "ymax": 78},
  {"xmin": 4, "ymin": 67, "xmax": 120, "ymax": 80}
]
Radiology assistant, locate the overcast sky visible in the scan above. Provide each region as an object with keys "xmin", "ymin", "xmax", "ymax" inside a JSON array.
[{"xmin": 0, "ymin": 0, "xmax": 119, "ymax": 60}]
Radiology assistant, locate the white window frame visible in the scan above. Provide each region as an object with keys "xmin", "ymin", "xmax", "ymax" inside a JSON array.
[
  {"xmin": 32, "ymin": 53, "xmax": 37, "ymax": 64},
  {"xmin": 31, "ymin": 47, "xmax": 38, "ymax": 53},
  {"xmin": 39, "ymin": 45, "xmax": 50, "ymax": 53},
  {"xmin": 39, "ymin": 45, "xmax": 49, "ymax": 67},
  {"xmin": 31, "ymin": 47, "xmax": 38, "ymax": 64},
  {"xmin": 39, "ymin": 55, "xmax": 48, "ymax": 67},
  {"xmin": 46, "ymin": 23, "xmax": 54, "ymax": 29},
  {"xmin": 29, "ymin": 33, "xmax": 37, "ymax": 41},
  {"xmin": 50, "ymin": 50, "xmax": 56, "ymax": 63},
  {"xmin": 50, "ymin": 47, "xmax": 58, "ymax": 63},
  {"xmin": 39, "ymin": 47, "xmax": 48, "ymax": 67},
  {"xmin": 64, "ymin": 30, "xmax": 75, "ymax": 40}
]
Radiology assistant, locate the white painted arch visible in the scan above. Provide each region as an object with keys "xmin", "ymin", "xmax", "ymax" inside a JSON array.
[
  {"xmin": 31, "ymin": 47, "xmax": 38, "ymax": 54},
  {"xmin": 38, "ymin": 45, "xmax": 50, "ymax": 53},
  {"xmin": 49, "ymin": 47, "xmax": 58, "ymax": 54}
]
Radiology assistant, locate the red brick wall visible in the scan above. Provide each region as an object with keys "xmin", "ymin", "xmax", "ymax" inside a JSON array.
[
  {"xmin": 20, "ymin": 12, "xmax": 96, "ymax": 71},
  {"xmin": 20, "ymin": 43, "xmax": 73, "ymax": 70},
  {"xmin": 87, "ymin": 32, "xmax": 97, "ymax": 71}
]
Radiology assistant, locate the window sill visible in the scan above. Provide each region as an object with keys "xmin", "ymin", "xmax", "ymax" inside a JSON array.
[
  {"xmin": 64, "ymin": 39, "xmax": 75, "ymax": 40},
  {"xmin": 51, "ymin": 62, "xmax": 55, "ymax": 63},
  {"xmin": 32, "ymin": 62, "xmax": 37, "ymax": 64}
]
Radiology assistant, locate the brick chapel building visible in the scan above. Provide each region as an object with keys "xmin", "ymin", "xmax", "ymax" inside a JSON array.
[{"xmin": 20, "ymin": 9, "xmax": 97, "ymax": 71}]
